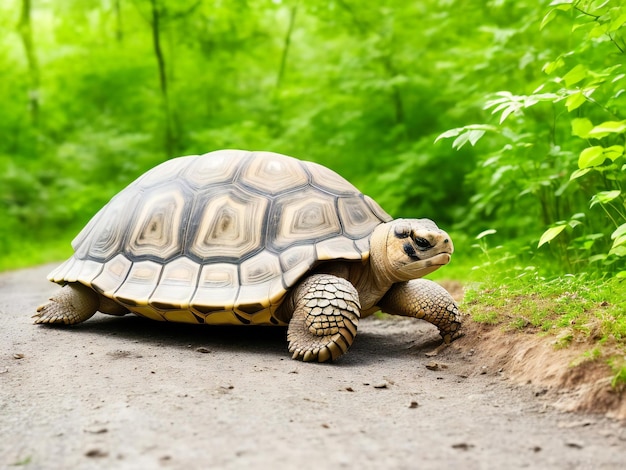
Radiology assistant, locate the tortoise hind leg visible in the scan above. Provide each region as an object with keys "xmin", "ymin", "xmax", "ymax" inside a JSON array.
[
  {"xmin": 283, "ymin": 274, "xmax": 360, "ymax": 362},
  {"xmin": 99, "ymin": 296, "xmax": 130, "ymax": 316},
  {"xmin": 33, "ymin": 283, "xmax": 99, "ymax": 325}
]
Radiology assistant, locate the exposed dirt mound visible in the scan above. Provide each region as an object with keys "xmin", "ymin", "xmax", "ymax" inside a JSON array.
[{"xmin": 453, "ymin": 320, "xmax": 626, "ymax": 420}]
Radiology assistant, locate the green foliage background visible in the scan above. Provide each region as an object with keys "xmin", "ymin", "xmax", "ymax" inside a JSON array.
[{"xmin": 1, "ymin": 0, "xmax": 625, "ymax": 279}]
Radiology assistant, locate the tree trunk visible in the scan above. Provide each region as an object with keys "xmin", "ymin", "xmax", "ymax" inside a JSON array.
[
  {"xmin": 381, "ymin": 55, "xmax": 406, "ymax": 128},
  {"xmin": 114, "ymin": 0, "xmax": 123, "ymax": 42},
  {"xmin": 17, "ymin": 0, "xmax": 40, "ymax": 126},
  {"xmin": 149, "ymin": 0, "xmax": 175, "ymax": 155},
  {"xmin": 275, "ymin": 5, "xmax": 298, "ymax": 93}
]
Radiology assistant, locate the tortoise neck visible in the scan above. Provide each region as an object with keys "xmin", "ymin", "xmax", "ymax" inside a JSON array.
[
  {"xmin": 348, "ymin": 224, "xmax": 398, "ymax": 309},
  {"xmin": 368, "ymin": 223, "xmax": 403, "ymax": 287}
]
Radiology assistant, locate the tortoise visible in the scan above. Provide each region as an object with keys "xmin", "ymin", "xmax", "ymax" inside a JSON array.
[{"xmin": 34, "ymin": 149, "xmax": 462, "ymax": 362}]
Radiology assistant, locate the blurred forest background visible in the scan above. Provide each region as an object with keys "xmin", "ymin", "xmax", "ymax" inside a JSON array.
[{"xmin": 0, "ymin": 0, "xmax": 624, "ymax": 280}]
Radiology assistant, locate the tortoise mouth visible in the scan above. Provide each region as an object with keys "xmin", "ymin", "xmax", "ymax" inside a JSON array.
[
  {"xmin": 397, "ymin": 252, "xmax": 452, "ymax": 278},
  {"xmin": 432, "ymin": 252, "xmax": 452, "ymax": 265}
]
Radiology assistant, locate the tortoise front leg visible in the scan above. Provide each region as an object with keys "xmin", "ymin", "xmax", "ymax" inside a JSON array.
[
  {"xmin": 378, "ymin": 279, "xmax": 462, "ymax": 345},
  {"xmin": 281, "ymin": 274, "xmax": 360, "ymax": 362}
]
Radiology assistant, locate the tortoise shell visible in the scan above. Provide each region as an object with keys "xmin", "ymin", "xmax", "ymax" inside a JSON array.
[{"xmin": 48, "ymin": 150, "xmax": 392, "ymax": 325}]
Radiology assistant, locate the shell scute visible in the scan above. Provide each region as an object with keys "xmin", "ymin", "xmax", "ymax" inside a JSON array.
[
  {"xmin": 307, "ymin": 160, "xmax": 359, "ymax": 196},
  {"xmin": 188, "ymin": 187, "xmax": 268, "ymax": 261},
  {"xmin": 338, "ymin": 196, "xmax": 388, "ymax": 239},
  {"xmin": 127, "ymin": 183, "xmax": 190, "ymax": 260},
  {"xmin": 315, "ymin": 236, "xmax": 362, "ymax": 261},
  {"xmin": 91, "ymin": 254, "xmax": 132, "ymax": 296},
  {"xmin": 148, "ymin": 257, "xmax": 200, "ymax": 310},
  {"xmin": 182, "ymin": 150, "xmax": 248, "ymax": 188},
  {"xmin": 74, "ymin": 193, "xmax": 132, "ymax": 261},
  {"xmin": 269, "ymin": 188, "xmax": 341, "ymax": 252},
  {"xmin": 239, "ymin": 151, "xmax": 309, "ymax": 195},
  {"xmin": 191, "ymin": 263, "xmax": 240, "ymax": 312},
  {"xmin": 279, "ymin": 245, "xmax": 316, "ymax": 287},
  {"xmin": 113, "ymin": 260, "xmax": 162, "ymax": 306}
]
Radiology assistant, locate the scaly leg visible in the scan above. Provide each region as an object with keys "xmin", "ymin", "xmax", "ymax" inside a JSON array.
[
  {"xmin": 283, "ymin": 274, "xmax": 360, "ymax": 362},
  {"xmin": 33, "ymin": 283, "xmax": 100, "ymax": 325},
  {"xmin": 378, "ymin": 279, "xmax": 462, "ymax": 347}
]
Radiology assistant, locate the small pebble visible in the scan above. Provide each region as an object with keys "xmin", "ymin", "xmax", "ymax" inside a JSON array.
[
  {"xmin": 408, "ymin": 401, "xmax": 419, "ymax": 409},
  {"xmin": 195, "ymin": 347, "xmax": 211, "ymax": 354},
  {"xmin": 84, "ymin": 428, "xmax": 108, "ymax": 434},
  {"xmin": 85, "ymin": 449, "xmax": 108, "ymax": 458},
  {"xmin": 13, "ymin": 353, "xmax": 24, "ymax": 360},
  {"xmin": 452, "ymin": 443, "xmax": 474, "ymax": 451},
  {"xmin": 566, "ymin": 442, "xmax": 584, "ymax": 449}
]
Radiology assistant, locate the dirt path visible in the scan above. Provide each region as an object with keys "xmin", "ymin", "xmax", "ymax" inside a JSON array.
[{"xmin": 1, "ymin": 265, "xmax": 625, "ymax": 469}]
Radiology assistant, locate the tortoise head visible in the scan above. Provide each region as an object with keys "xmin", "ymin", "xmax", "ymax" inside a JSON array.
[{"xmin": 370, "ymin": 219, "xmax": 454, "ymax": 282}]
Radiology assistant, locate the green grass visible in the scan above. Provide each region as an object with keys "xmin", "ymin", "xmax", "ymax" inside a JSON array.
[{"xmin": 460, "ymin": 265, "xmax": 626, "ymax": 389}]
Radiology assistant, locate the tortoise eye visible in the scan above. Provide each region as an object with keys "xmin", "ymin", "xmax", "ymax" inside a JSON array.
[
  {"xmin": 413, "ymin": 236, "xmax": 432, "ymax": 249},
  {"xmin": 393, "ymin": 225, "xmax": 411, "ymax": 239}
]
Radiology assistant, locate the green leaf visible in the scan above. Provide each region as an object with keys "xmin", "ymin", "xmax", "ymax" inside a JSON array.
[
  {"xmin": 609, "ymin": 12, "xmax": 626, "ymax": 32},
  {"xmin": 604, "ymin": 145, "xmax": 624, "ymax": 161},
  {"xmin": 571, "ymin": 118, "xmax": 593, "ymax": 138},
  {"xmin": 612, "ymin": 234, "xmax": 626, "ymax": 251},
  {"xmin": 540, "ymin": 5, "xmax": 572, "ymax": 31},
  {"xmin": 590, "ymin": 190, "xmax": 621, "ymax": 208},
  {"xmin": 448, "ymin": 127, "xmax": 491, "ymax": 149},
  {"xmin": 611, "ymin": 223, "xmax": 626, "ymax": 241},
  {"xmin": 476, "ymin": 229, "xmax": 497, "ymax": 240},
  {"xmin": 452, "ymin": 132, "xmax": 471, "ymax": 150},
  {"xmin": 435, "ymin": 125, "xmax": 494, "ymax": 144},
  {"xmin": 570, "ymin": 168, "xmax": 592, "ymax": 180},
  {"xmin": 434, "ymin": 128, "xmax": 462, "ymax": 143},
  {"xmin": 499, "ymin": 106, "xmax": 520, "ymax": 124},
  {"xmin": 538, "ymin": 224, "xmax": 567, "ymax": 247},
  {"xmin": 563, "ymin": 64, "xmax": 588, "ymax": 87},
  {"xmin": 609, "ymin": 246, "xmax": 626, "ymax": 257},
  {"xmin": 589, "ymin": 254, "xmax": 608, "ymax": 263},
  {"xmin": 540, "ymin": 10, "xmax": 557, "ymax": 30},
  {"xmin": 587, "ymin": 121, "xmax": 626, "ymax": 138},
  {"xmin": 566, "ymin": 91, "xmax": 586, "ymax": 111},
  {"xmin": 612, "ymin": 73, "xmax": 625, "ymax": 84},
  {"xmin": 468, "ymin": 129, "xmax": 486, "ymax": 146},
  {"xmin": 543, "ymin": 57, "xmax": 565, "ymax": 74},
  {"xmin": 568, "ymin": 219, "xmax": 582, "ymax": 229},
  {"xmin": 589, "ymin": 22, "xmax": 609, "ymax": 39},
  {"xmin": 578, "ymin": 146, "xmax": 605, "ymax": 168},
  {"xmin": 539, "ymin": 0, "xmax": 572, "ymax": 30}
]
